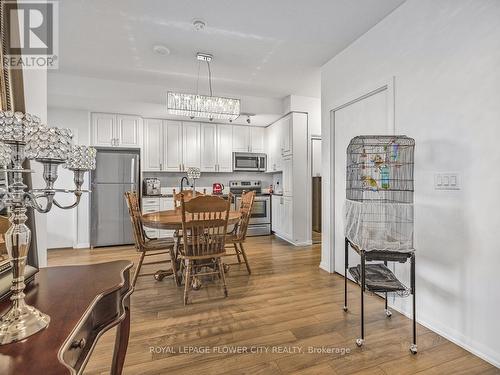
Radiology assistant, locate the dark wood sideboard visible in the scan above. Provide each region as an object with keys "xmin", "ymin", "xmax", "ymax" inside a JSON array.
[{"xmin": 0, "ymin": 260, "xmax": 133, "ymax": 375}]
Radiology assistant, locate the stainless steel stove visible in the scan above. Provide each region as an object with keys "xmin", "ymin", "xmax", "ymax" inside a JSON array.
[{"xmin": 229, "ymin": 180, "xmax": 271, "ymax": 236}]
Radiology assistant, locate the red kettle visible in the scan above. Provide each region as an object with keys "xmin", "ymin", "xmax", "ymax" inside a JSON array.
[{"xmin": 212, "ymin": 183, "xmax": 224, "ymax": 195}]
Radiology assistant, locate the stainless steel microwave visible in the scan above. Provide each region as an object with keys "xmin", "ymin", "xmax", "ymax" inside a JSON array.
[{"xmin": 233, "ymin": 153, "xmax": 267, "ymax": 172}]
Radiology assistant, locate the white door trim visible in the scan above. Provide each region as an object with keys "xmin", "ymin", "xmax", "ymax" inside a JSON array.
[{"xmin": 322, "ymin": 77, "xmax": 396, "ymax": 273}]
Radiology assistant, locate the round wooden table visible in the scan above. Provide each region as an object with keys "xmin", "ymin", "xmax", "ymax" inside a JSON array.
[
  {"xmin": 142, "ymin": 208, "xmax": 241, "ymax": 230},
  {"xmin": 141, "ymin": 208, "xmax": 241, "ymax": 284}
]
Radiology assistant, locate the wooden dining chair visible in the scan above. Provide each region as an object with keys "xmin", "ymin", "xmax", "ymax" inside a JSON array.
[
  {"xmin": 179, "ymin": 194, "xmax": 231, "ymax": 305},
  {"xmin": 173, "ymin": 188, "xmax": 206, "ymax": 208},
  {"xmin": 225, "ymin": 191, "xmax": 255, "ymax": 274},
  {"xmin": 124, "ymin": 191, "xmax": 178, "ymax": 288}
]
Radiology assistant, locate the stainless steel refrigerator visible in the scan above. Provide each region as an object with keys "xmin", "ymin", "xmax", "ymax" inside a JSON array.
[{"xmin": 90, "ymin": 148, "xmax": 140, "ymax": 247}]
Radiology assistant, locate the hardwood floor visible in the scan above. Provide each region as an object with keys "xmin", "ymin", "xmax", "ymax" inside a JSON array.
[{"xmin": 48, "ymin": 236, "xmax": 497, "ymax": 375}]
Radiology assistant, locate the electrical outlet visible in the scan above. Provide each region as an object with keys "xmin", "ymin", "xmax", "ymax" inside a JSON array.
[{"xmin": 435, "ymin": 173, "xmax": 460, "ymax": 190}]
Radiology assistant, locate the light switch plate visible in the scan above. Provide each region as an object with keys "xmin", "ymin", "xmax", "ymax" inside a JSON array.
[{"xmin": 435, "ymin": 173, "xmax": 460, "ymax": 190}]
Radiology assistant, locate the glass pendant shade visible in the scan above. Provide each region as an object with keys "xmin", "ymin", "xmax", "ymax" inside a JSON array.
[
  {"xmin": 0, "ymin": 110, "xmax": 41, "ymax": 144},
  {"xmin": 64, "ymin": 145, "xmax": 97, "ymax": 171},
  {"xmin": 167, "ymin": 92, "xmax": 240, "ymax": 121},
  {"xmin": 25, "ymin": 126, "xmax": 73, "ymax": 162}
]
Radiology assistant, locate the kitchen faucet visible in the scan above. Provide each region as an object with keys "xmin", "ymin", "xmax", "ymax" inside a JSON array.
[{"xmin": 180, "ymin": 176, "xmax": 190, "ymax": 192}]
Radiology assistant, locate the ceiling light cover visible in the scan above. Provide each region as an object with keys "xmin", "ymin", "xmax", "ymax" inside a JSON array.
[{"xmin": 167, "ymin": 92, "xmax": 240, "ymax": 121}]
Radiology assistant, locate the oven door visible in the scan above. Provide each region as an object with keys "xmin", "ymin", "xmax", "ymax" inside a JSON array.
[
  {"xmin": 236, "ymin": 196, "xmax": 270, "ymax": 224},
  {"xmin": 233, "ymin": 153, "xmax": 265, "ymax": 171}
]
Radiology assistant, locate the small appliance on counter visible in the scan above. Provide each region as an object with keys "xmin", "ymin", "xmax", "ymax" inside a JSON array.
[
  {"xmin": 143, "ymin": 178, "xmax": 161, "ymax": 196},
  {"xmin": 212, "ymin": 182, "xmax": 224, "ymax": 195}
]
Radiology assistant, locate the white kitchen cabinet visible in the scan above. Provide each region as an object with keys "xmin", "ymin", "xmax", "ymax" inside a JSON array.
[
  {"xmin": 282, "ymin": 196, "xmax": 293, "ymax": 239},
  {"xmin": 142, "ymin": 197, "xmax": 160, "ymax": 238},
  {"xmin": 91, "ymin": 113, "xmax": 115, "ymax": 146},
  {"xmin": 282, "ymin": 156, "xmax": 293, "ymax": 196},
  {"xmin": 217, "ymin": 124, "xmax": 233, "ymax": 172},
  {"xmin": 200, "ymin": 123, "xmax": 217, "ymax": 172},
  {"xmin": 250, "ymin": 127, "xmax": 265, "ymax": 153},
  {"xmin": 182, "ymin": 122, "xmax": 201, "ymax": 170},
  {"xmin": 266, "ymin": 123, "xmax": 282, "ymax": 172},
  {"xmin": 158, "ymin": 197, "xmax": 175, "ymax": 238},
  {"xmin": 281, "ymin": 115, "xmax": 293, "ymax": 156},
  {"xmin": 143, "ymin": 119, "xmax": 162, "ymax": 171},
  {"xmin": 232, "ymin": 126, "xmax": 250, "ymax": 152},
  {"xmin": 117, "ymin": 115, "xmax": 142, "ymax": 147},
  {"xmin": 271, "ymin": 195, "xmax": 281, "ymax": 233},
  {"xmin": 164, "ymin": 121, "xmax": 183, "ymax": 172},
  {"xmin": 92, "ymin": 113, "xmax": 142, "ymax": 148}
]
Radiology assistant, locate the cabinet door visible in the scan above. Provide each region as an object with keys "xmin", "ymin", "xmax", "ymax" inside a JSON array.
[
  {"xmin": 282, "ymin": 196, "xmax": 293, "ymax": 239},
  {"xmin": 271, "ymin": 195, "xmax": 281, "ymax": 232},
  {"xmin": 281, "ymin": 115, "xmax": 293, "ymax": 156},
  {"xmin": 250, "ymin": 127, "xmax": 265, "ymax": 153},
  {"xmin": 91, "ymin": 113, "xmax": 115, "ymax": 146},
  {"xmin": 143, "ymin": 119, "xmax": 162, "ymax": 171},
  {"xmin": 217, "ymin": 124, "xmax": 233, "ymax": 172},
  {"xmin": 164, "ymin": 120, "xmax": 183, "ymax": 172},
  {"xmin": 232, "ymin": 126, "xmax": 250, "ymax": 152},
  {"xmin": 158, "ymin": 197, "xmax": 175, "ymax": 238},
  {"xmin": 200, "ymin": 123, "xmax": 217, "ymax": 172},
  {"xmin": 142, "ymin": 197, "xmax": 160, "ymax": 239},
  {"xmin": 182, "ymin": 122, "xmax": 201, "ymax": 170},
  {"xmin": 117, "ymin": 115, "xmax": 142, "ymax": 147},
  {"xmin": 282, "ymin": 156, "xmax": 293, "ymax": 197}
]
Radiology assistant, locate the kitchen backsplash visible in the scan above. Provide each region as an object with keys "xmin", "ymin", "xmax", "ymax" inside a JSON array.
[{"xmin": 143, "ymin": 172, "xmax": 274, "ymax": 193}]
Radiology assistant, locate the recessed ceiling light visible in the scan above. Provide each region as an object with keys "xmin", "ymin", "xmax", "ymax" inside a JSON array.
[
  {"xmin": 192, "ymin": 19, "xmax": 206, "ymax": 31},
  {"xmin": 153, "ymin": 44, "xmax": 170, "ymax": 56}
]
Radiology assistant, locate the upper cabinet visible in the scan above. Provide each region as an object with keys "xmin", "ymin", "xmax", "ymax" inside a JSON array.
[
  {"xmin": 182, "ymin": 122, "xmax": 201, "ymax": 170},
  {"xmin": 143, "ymin": 119, "xmax": 163, "ymax": 171},
  {"xmin": 232, "ymin": 126, "xmax": 265, "ymax": 153},
  {"xmin": 216, "ymin": 124, "xmax": 233, "ymax": 172},
  {"xmin": 200, "ymin": 123, "xmax": 217, "ymax": 172},
  {"xmin": 91, "ymin": 113, "xmax": 142, "ymax": 148},
  {"xmin": 280, "ymin": 115, "xmax": 293, "ymax": 156},
  {"xmin": 143, "ymin": 119, "xmax": 183, "ymax": 172},
  {"xmin": 164, "ymin": 121, "xmax": 183, "ymax": 172}
]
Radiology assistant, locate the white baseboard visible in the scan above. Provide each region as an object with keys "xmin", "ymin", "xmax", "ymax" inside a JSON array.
[
  {"xmin": 73, "ymin": 242, "xmax": 90, "ymax": 249},
  {"xmin": 273, "ymin": 233, "xmax": 312, "ymax": 247},
  {"xmin": 319, "ymin": 261, "xmax": 333, "ymax": 273}
]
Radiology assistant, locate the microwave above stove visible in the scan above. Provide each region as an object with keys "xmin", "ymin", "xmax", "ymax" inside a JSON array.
[{"xmin": 233, "ymin": 153, "xmax": 267, "ymax": 172}]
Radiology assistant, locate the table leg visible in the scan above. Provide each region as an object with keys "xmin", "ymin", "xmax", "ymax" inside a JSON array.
[{"xmin": 111, "ymin": 299, "xmax": 130, "ymax": 375}]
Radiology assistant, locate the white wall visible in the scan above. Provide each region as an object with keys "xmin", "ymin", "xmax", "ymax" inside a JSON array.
[
  {"xmin": 46, "ymin": 108, "xmax": 91, "ymax": 248},
  {"xmin": 321, "ymin": 0, "xmax": 500, "ymax": 367}
]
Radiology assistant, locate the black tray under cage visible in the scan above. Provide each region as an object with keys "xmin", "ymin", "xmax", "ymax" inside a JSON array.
[
  {"xmin": 346, "ymin": 135, "xmax": 415, "ymax": 204},
  {"xmin": 349, "ymin": 263, "xmax": 409, "ymax": 295}
]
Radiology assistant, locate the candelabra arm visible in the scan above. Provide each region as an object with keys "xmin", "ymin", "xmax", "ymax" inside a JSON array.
[
  {"xmin": 25, "ymin": 192, "xmax": 55, "ymax": 214},
  {"xmin": 53, "ymin": 193, "xmax": 81, "ymax": 209}
]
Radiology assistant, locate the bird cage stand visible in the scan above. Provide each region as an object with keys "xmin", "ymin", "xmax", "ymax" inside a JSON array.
[{"xmin": 342, "ymin": 135, "xmax": 417, "ymax": 354}]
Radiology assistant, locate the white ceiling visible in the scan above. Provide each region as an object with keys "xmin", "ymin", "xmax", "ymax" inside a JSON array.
[{"xmin": 55, "ymin": 0, "xmax": 405, "ymax": 99}]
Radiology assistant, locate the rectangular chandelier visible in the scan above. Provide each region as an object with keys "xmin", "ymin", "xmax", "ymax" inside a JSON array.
[{"xmin": 167, "ymin": 92, "xmax": 240, "ymax": 121}]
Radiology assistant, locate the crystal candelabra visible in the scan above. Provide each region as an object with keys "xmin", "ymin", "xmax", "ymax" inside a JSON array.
[{"xmin": 0, "ymin": 110, "xmax": 96, "ymax": 344}]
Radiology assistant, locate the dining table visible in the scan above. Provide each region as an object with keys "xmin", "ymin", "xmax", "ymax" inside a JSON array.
[{"xmin": 141, "ymin": 207, "xmax": 241, "ymax": 283}]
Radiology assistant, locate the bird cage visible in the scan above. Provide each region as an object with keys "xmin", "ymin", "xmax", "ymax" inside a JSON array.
[{"xmin": 345, "ymin": 135, "xmax": 415, "ymax": 252}]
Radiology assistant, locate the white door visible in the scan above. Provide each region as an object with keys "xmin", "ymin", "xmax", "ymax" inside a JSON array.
[
  {"xmin": 92, "ymin": 113, "xmax": 115, "ymax": 146},
  {"xmin": 333, "ymin": 88, "xmax": 392, "ymax": 274},
  {"xmin": 200, "ymin": 123, "xmax": 217, "ymax": 172},
  {"xmin": 217, "ymin": 124, "xmax": 233, "ymax": 172},
  {"xmin": 164, "ymin": 120, "xmax": 183, "ymax": 172},
  {"xmin": 117, "ymin": 115, "xmax": 141, "ymax": 147},
  {"xmin": 232, "ymin": 126, "xmax": 250, "ymax": 152},
  {"xmin": 182, "ymin": 122, "xmax": 201, "ymax": 170},
  {"xmin": 143, "ymin": 119, "xmax": 162, "ymax": 171},
  {"xmin": 250, "ymin": 127, "xmax": 265, "ymax": 153}
]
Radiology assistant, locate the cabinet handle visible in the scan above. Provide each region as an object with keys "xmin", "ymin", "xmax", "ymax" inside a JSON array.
[
  {"xmin": 182, "ymin": 164, "xmax": 185, "ymax": 171},
  {"xmin": 160, "ymin": 163, "xmax": 162, "ymax": 171}
]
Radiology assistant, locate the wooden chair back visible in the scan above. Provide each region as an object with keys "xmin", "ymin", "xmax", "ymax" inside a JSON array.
[
  {"xmin": 234, "ymin": 191, "xmax": 256, "ymax": 241},
  {"xmin": 124, "ymin": 191, "xmax": 146, "ymax": 250},
  {"xmin": 173, "ymin": 188, "xmax": 206, "ymax": 208},
  {"xmin": 180, "ymin": 194, "xmax": 231, "ymax": 258}
]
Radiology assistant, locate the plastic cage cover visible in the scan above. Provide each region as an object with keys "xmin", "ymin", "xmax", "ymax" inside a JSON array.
[{"xmin": 344, "ymin": 135, "xmax": 415, "ymax": 252}]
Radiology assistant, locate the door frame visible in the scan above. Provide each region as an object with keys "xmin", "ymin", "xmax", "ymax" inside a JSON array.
[{"xmin": 323, "ymin": 77, "xmax": 396, "ymax": 273}]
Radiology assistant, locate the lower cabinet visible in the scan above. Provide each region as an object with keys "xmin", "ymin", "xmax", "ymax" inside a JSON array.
[
  {"xmin": 142, "ymin": 197, "xmax": 175, "ymax": 239},
  {"xmin": 271, "ymin": 195, "xmax": 293, "ymax": 241}
]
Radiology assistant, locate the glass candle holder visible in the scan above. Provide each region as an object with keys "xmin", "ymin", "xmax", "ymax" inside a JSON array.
[
  {"xmin": 0, "ymin": 111, "xmax": 42, "ymax": 144},
  {"xmin": 25, "ymin": 126, "xmax": 73, "ymax": 162},
  {"xmin": 186, "ymin": 167, "xmax": 201, "ymax": 180}
]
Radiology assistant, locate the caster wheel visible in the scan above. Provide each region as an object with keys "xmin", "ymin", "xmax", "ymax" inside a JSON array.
[
  {"xmin": 410, "ymin": 344, "xmax": 417, "ymax": 354},
  {"xmin": 343, "ymin": 306, "xmax": 348, "ymax": 312},
  {"xmin": 154, "ymin": 271, "xmax": 165, "ymax": 281},
  {"xmin": 355, "ymin": 338, "xmax": 364, "ymax": 347},
  {"xmin": 223, "ymin": 264, "xmax": 230, "ymax": 273},
  {"xmin": 191, "ymin": 277, "xmax": 202, "ymax": 290},
  {"xmin": 385, "ymin": 309, "xmax": 392, "ymax": 318}
]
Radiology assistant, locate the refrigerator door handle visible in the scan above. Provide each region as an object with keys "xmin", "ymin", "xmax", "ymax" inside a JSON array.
[{"xmin": 130, "ymin": 157, "xmax": 135, "ymax": 184}]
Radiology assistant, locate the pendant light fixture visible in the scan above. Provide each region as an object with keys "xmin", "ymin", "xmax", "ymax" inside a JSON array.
[{"xmin": 167, "ymin": 53, "xmax": 240, "ymax": 121}]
